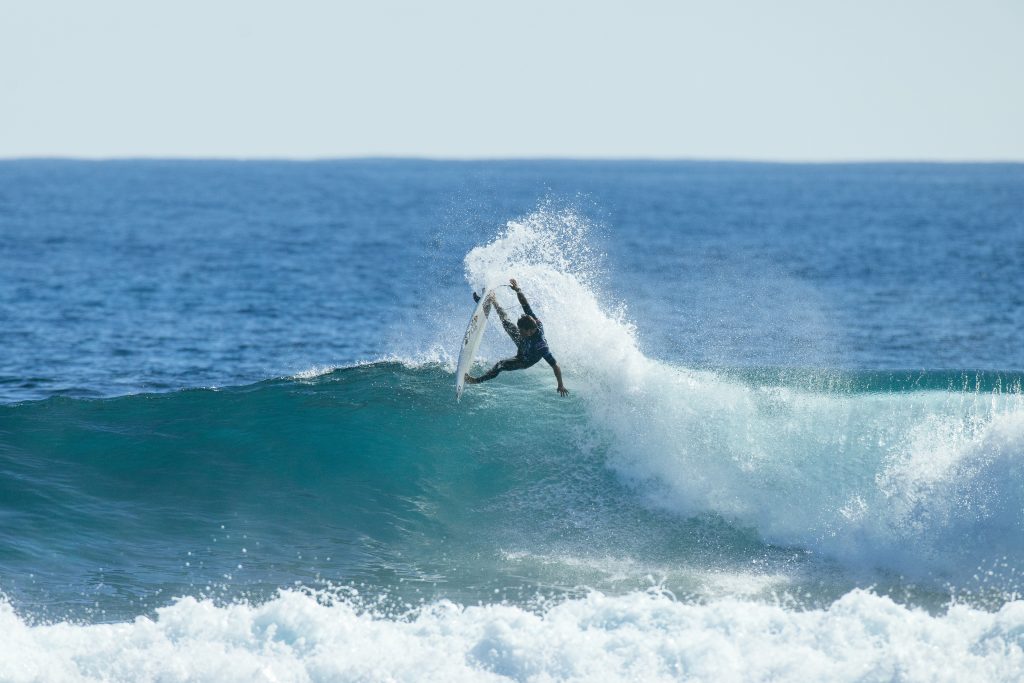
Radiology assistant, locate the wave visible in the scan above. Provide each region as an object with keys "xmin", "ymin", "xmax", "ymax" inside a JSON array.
[
  {"xmin": 3, "ymin": 588, "xmax": 1023, "ymax": 683},
  {"xmin": 458, "ymin": 210, "xmax": 1024, "ymax": 579},
  {"xmin": 5, "ymin": 361, "xmax": 1023, "ymax": 584},
  {"xmin": 3, "ymin": 208, "xmax": 1024, "ymax": 608},
  {"xmin": 4, "ymin": 208, "xmax": 1024, "ymax": 598}
]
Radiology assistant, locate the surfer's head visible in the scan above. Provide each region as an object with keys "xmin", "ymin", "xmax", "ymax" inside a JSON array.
[{"xmin": 517, "ymin": 315, "xmax": 538, "ymax": 335}]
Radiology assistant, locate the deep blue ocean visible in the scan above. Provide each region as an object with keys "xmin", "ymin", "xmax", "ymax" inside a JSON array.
[{"xmin": 2, "ymin": 160, "xmax": 1023, "ymax": 681}]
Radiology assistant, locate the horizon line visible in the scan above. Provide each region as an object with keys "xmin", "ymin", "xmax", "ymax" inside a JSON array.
[{"xmin": 2, "ymin": 154, "xmax": 1023, "ymax": 165}]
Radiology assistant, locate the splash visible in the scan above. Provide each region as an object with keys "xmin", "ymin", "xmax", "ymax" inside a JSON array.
[
  {"xmin": 461, "ymin": 206, "xmax": 1024, "ymax": 577},
  {"xmin": 463, "ymin": 205, "xmax": 646, "ymax": 387}
]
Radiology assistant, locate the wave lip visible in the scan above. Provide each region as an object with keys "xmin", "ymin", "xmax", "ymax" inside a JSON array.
[{"xmin": 3, "ymin": 590, "xmax": 1024, "ymax": 683}]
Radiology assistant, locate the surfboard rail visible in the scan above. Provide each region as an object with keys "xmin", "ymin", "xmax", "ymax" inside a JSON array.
[{"xmin": 455, "ymin": 288, "xmax": 494, "ymax": 401}]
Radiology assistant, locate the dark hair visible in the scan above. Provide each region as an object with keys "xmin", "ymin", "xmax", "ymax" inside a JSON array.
[{"xmin": 517, "ymin": 315, "xmax": 538, "ymax": 331}]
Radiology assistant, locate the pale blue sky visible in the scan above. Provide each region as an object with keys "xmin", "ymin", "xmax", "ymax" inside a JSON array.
[{"xmin": 2, "ymin": 0, "xmax": 1021, "ymax": 160}]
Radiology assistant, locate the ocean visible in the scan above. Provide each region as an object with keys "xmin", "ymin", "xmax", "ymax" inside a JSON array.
[{"xmin": 1, "ymin": 159, "xmax": 1023, "ymax": 681}]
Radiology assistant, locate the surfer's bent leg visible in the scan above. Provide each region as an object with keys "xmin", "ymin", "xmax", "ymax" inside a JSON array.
[
  {"xmin": 472, "ymin": 293, "xmax": 520, "ymax": 343},
  {"xmin": 472, "ymin": 358, "xmax": 529, "ymax": 383},
  {"xmin": 492, "ymin": 301, "xmax": 521, "ymax": 342}
]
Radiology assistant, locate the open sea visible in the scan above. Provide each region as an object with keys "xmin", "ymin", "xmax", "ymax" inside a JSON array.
[{"xmin": 1, "ymin": 159, "xmax": 1023, "ymax": 681}]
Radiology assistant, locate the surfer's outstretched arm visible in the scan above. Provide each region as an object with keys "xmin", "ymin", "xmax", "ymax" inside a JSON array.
[
  {"xmin": 509, "ymin": 278, "xmax": 536, "ymax": 318},
  {"xmin": 475, "ymin": 290, "xmax": 519, "ymax": 341},
  {"xmin": 492, "ymin": 300, "xmax": 520, "ymax": 341},
  {"xmin": 549, "ymin": 359, "xmax": 569, "ymax": 396}
]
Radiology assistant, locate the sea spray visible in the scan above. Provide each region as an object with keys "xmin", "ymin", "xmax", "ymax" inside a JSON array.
[{"xmin": 461, "ymin": 209, "xmax": 1024, "ymax": 578}]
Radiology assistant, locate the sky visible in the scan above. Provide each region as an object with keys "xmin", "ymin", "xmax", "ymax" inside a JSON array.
[{"xmin": 1, "ymin": 0, "xmax": 1022, "ymax": 160}]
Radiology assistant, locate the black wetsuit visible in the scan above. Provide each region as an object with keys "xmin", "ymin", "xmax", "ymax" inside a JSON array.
[{"xmin": 476, "ymin": 298, "xmax": 557, "ymax": 382}]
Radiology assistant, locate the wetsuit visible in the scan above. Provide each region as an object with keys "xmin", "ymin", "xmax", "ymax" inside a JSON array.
[{"xmin": 475, "ymin": 297, "xmax": 557, "ymax": 382}]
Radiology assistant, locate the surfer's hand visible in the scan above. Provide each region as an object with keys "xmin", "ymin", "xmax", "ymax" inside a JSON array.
[
  {"xmin": 557, "ymin": 385, "xmax": 569, "ymax": 397},
  {"xmin": 509, "ymin": 278, "xmax": 520, "ymax": 291}
]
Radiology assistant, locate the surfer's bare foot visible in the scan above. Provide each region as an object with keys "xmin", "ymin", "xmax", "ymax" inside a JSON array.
[{"xmin": 464, "ymin": 374, "xmax": 478, "ymax": 384}]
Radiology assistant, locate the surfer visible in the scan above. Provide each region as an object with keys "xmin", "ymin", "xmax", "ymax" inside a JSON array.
[{"xmin": 465, "ymin": 279, "xmax": 569, "ymax": 396}]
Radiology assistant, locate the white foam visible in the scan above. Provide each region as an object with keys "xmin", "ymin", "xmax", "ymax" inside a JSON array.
[
  {"xmin": 290, "ymin": 365, "xmax": 341, "ymax": 380},
  {"xmin": 288, "ymin": 347, "xmax": 459, "ymax": 379},
  {"xmin": 380, "ymin": 345, "xmax": 457, "ymax": 371},
  {"xmin": 2, "ymin": 590, "xmax": 1023, "ymax": 682},
  {"xmin": 500, "ymin": 551, "xmax": 793, "ymax": 599},
  {"xmin": 463, "ymin": 208, "xmax": 1024, "ymax": 578}
]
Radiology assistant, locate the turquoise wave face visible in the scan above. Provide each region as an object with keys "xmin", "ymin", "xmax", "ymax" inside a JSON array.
[
  {"xmin": 1, "ymin": 364, "xmax": 742, "ymax": 620},
  {"xmin": 3, "ymin": 363, "xmax": 1024, "ymax": 622}
]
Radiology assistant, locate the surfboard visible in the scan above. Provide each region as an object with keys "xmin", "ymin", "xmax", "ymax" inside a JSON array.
[{"xmin": 455, "ymin": 288, "xmax": 494, "ymax": 401}]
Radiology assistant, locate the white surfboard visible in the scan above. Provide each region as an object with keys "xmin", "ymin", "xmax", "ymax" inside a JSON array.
[{"xmin": 455, "ymin": 288, "xmax": 494, "ymax": 401}]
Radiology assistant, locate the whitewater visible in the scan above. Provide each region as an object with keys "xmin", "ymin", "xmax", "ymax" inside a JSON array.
[
  {"xmin": 2, "ymin": 160, "xmax": 1024, "ymax": 681},
  {"xmin": 4, "ymin": 589, "xmax": 1024, "ymax": 683},
  {"xmin": 460, "ymin": 211, "xmax": 1024, "ymax": 580}
]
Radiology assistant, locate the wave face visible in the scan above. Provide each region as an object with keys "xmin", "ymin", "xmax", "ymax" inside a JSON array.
[{"xmin": 5, "ymin": 364, "xmax": 1022, "ymax": 561}]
